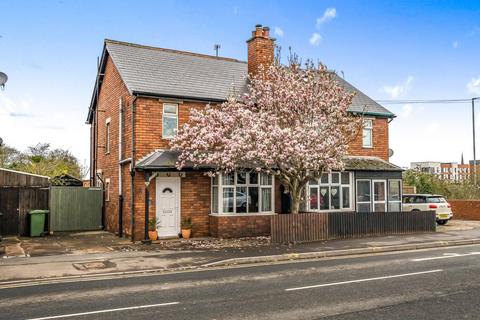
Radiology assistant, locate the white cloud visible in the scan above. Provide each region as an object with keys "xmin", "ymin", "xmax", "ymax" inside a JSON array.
[
  {"xmin": 400, "ymin": 104, "xmax": 413, "ymax": 118},
  {"xmin": 467, "ymin": 76, "xmax": 480, "ymax": 95},
  {"xmin": 309, "ymin": 33, "xmax": 322, "ymax": 46},
  {"xmin": 382, "ymin": 76, "xmax": 414, "ymax": 99},
  {"xmin": 452, "ymin": 41, "xmax": 459, "ymax": 48},
  {"xmin": 274, "ymin": 27, "xmax": 284, "ymax": 37},
  {"xmin": 316, "ymin": 8, "xmax": 336, "ymax": 27}
]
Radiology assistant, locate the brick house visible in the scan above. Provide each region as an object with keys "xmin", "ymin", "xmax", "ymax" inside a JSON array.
[{"xmin": 87, "ymin": 25, "xmax": 402, "ymax": 241}]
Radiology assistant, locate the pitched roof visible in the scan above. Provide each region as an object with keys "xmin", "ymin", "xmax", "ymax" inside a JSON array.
[
  {"xmin": 344, "ymin": 156, "xmax": 403, "ymax": 171},
  {"xmin": 106, "ymin": 39, "xmax": 248, "ymax": 102},
  {"xmin": 87, "ymin": 39, "xmax": 394, "ymax": 123},
  {"xmin": 136, "ymin": 150, "xmax": 402, "ymax": 172}
]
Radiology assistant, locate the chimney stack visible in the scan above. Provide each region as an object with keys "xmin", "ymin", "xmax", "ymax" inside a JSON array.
[{"xmin": 246, "ymin": 24, "xmax": 275, "ymax": 77}]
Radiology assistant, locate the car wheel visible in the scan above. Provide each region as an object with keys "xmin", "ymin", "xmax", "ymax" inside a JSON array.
[{"xmin": 437, "ymin": 220, "xmax": 448, "ymax": 225}]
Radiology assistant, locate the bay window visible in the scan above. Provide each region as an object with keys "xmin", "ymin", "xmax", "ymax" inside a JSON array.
[
  {"xmin": 308, "ymin": 172, "xmax": 352, "ymax": 211},
  {"xmin": 211, "ymin": 171, "xmax": 274, "ymax": 214}
]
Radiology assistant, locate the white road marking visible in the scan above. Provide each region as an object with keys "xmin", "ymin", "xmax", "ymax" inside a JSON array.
[
  {"xmin": 412, "ymin": 252, "xmax": 480, "ymax": 262},
  {"xmin": 285, "ymin": 269, "xmax": 443, "ymax": 292},
  {"xmin": 25, "ymin": 302, "xmax": 180, "ymax": 320}
]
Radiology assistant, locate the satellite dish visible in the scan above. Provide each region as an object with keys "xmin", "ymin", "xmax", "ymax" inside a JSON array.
[
  {"xmin": 0, "ymin": 72, "xmax": 7, "ymax": 89},
  {"xmin": 388, "ymin": 149, "xmax": 394, "ymax": 157},
  {"xmin": 0, "ymin": 137, "xmax": 3, "ymax": 147}
]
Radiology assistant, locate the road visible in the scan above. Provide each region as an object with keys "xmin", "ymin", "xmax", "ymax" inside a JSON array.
[{"xmin": 1, "ymin": 245, "xmax": 480, "ymax": 320}]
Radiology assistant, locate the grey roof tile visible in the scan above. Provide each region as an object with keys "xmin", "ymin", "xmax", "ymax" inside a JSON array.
[
  {"xmin": 105, "ymin": 40, "xmax": 394, "ymax": 117},
  {"xmin": 136, "ymin": 151, "xmax": 402, "ymax": 172}
]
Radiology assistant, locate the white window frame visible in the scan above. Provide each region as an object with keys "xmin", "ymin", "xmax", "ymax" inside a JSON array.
[
  {"xmin": 387, "ymin": 179, "xmax": 402, "ymax": 212},
  {"xmin": 307, "ymin": 172, "xmax": 353, "ymax": 212},
  {"xmin": 372, "ymin": 179, "xmax": 387, "ymax": 212},
  {"xmin": 105, "ymin": 117, "xmax": 111, "ymax": 154},
  {"xmin": 362, "ymin": 119, "xmax": 373, "ymax": 148},
  {"xmin": 162, "ymin": 103, "xmax": 178, "ymax": 139},
  {"xmin": 211, "ymin": 172, "xmax": 274, "ymax": 215},
  {"xmin": 356, "ymin": 179, "xmax": 372, "ymax": 212}
]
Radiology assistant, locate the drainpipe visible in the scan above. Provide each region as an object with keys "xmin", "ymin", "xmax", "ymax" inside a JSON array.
[
  {"xmin": 142, "ymin": 172, "xmax": 152, "ymax": 244},
  {"xmin": 118, "ymin": 97, "xmax": 124, "ymax": 237},
  {"xmin": 130, "ymin": 95, "xmax": 138, "ymax": 242}
]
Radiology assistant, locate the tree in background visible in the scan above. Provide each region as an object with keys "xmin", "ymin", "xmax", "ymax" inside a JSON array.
[
  {"xmin": 172, "ymin": 57, "xmax": 361, "ymax": 213},
  {"xmin": 0, "ymin": 142, "xmax": 85, "ymax": 178},
  {"xmin": 403, "ymin": 169, "xmax": 480, "ymax": 199}
]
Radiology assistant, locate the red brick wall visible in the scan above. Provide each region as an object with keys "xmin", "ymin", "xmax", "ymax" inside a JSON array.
[
  {"xmin": 449, "ymin": 200, "xmax": 480, "ymax": 220},
  {"xmin": 209, "ymin": 215, "xmax": 272, "ymax": 238},
  {"xmin": 94, "ymin": 55, "xmax": 133, "ymax": 236},
  {"xmin": 180, "ymin": 172, "xmax": 211, "ymax": 237},
  {"xmin": 348, "ymin": 118, "xmax": 389, "ymax": 161}
]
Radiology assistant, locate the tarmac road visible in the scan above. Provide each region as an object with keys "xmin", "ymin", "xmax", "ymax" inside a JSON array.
[{"xmin": 2, "ymin": 244, "xmax": 480, "ymax": 319}]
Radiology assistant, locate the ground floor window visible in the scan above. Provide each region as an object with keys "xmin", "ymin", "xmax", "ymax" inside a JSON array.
[
  {"xmin": 211, "ymin": 171, "xmax": 274, "ymax": 214},
  {"xmin": 356, "ymin": 178, "xmax": 402, "ymax": 212},
  {"xmin": 308, "ymin": 172, "xmax": 353, "ymax": 211}
]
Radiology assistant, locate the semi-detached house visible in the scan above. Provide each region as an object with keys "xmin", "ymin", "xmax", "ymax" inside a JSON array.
[{"xmin": 87, "ymin": 25, "xmax": 402, "ymax": 241}]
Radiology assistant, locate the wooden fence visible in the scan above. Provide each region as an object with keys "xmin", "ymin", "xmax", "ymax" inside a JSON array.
[
  {"xmin": 271, "ymin": 211, "xmax": 436, "ymax": 244},
  {"xmin": 49, "ymin": 187, "xmax": 103, "ymax": 232},
  {"xmin": 0, "ymin": 187, "xmax": 49, "ymax": 236}
]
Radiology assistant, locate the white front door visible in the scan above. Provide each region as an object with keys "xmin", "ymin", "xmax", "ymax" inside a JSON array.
[{"xmin": 156, "ymin": 177, "xmax": 180, "ymax": 237}]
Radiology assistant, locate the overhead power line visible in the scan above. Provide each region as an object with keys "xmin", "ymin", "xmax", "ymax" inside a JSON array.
[{"xmin": 376, "ymin": 98, "xmax": 479, "ymax": 105}]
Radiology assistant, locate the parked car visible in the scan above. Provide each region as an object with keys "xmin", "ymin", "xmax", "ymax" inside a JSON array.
[{"xmin": 402, "ymin": 194, "xmax": 453, "ymax": 225}]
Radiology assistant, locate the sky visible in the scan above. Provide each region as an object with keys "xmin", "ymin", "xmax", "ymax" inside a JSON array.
[{"xmin": 1, "ymin": 0, "xmax": 480, "ymax": 169}]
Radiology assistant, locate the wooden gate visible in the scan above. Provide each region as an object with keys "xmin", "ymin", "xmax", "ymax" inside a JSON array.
[
  {"xmin": 0, "ymin": 187, "xmax": 49, "ymax": 236},
  {"xmin": 49, "ymin": 187, "xmax": 103, "ymax": 232}
]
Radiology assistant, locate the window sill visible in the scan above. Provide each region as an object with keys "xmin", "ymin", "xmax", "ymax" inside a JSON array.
[
  {"xmin": 362, "ymin": 146, "xmax": 374, "ymax": 149},
  {"xmin": 209, "ymin": 212, "xmax": 277, "ymax": 217}
]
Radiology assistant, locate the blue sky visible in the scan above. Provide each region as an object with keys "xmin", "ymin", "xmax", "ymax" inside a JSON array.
[{"xmin": 1, "ymin": 0, "xmax": 479, "ymax": 169}]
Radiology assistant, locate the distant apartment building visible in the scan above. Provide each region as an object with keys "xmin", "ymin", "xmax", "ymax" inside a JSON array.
[{"xmin": 410, "ymin": 159, "xmax": 477, "ymax": 182}]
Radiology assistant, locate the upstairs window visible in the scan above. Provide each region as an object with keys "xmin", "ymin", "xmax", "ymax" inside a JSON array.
[
  {"xmin": 162, "ymin": 103, "xmax": 178, "ymax": 139},
  {"xmin": 362, "ymin": 119, "xmax": 373, "ymax": 148}
]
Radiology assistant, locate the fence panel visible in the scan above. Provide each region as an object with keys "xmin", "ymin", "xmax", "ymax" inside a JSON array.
[
  {"xmin": 49, "ymin": 187, "xmax": 103, "ymax": 232},
  {"xmin": 271, "ymin": 211, "xmax": 436, "ymax": 244},
  {"xmin": 271, "ymin": 213, "xmax": 328, "ymax": 243},
  {"xmin": 18, "ymin": 188, "xmax": 49, "ymax": 235}
]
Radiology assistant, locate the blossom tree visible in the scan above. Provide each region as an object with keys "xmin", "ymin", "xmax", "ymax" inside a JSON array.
[{"xmin": 171, "ymin": 59, "xmax": 361, "ymax": 214}]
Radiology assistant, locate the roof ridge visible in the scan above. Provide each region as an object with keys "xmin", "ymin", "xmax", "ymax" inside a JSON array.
[{"xmin": 105, "ymin": 39, "xmax": 247, "ymax": 64}]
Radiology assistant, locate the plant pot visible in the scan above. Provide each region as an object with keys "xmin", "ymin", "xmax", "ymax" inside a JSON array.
[
  {"xmin": 181, "ymin": 228, "xmax": 191, "ymax": 239},
  {"xmin": 148, "ymin": 230, "xmax": 158, "ymax": 241}
]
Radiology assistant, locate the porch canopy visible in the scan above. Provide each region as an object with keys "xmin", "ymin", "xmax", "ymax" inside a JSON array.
[{"xmin": 135, "ymin": 150, "xmax": 402, "ymax": 173}]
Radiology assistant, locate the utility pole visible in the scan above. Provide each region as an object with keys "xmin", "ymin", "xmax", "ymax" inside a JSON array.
[{"xmin": 473, "ymin": 97, "xmax": 479, "ymax": 186}]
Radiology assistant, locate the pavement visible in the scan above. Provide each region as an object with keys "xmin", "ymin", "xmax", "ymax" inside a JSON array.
[
  {"xmin": 2, "ymin": 244, "xmax": 480, "ymax": 319},
  {"xmin": 1, "ymin": 219, "xmax": 480, "ymax": 283}
]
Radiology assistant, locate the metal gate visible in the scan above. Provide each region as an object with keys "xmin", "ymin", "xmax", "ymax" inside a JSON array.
[
  {"xmin": 0, "ymin": 187, "xmax": 49, "ymax": 236},
  {"xmin": 49, "ymin": 187, "xmax": 103, "ymax": 231}
]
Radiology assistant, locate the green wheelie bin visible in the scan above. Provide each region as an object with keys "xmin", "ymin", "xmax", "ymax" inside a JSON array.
[{"xmin": 28, "ymin": 210, "xmax": 49, "ymax": 237}]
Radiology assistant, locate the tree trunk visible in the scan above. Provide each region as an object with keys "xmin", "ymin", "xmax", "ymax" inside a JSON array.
[{"xmin": 290, "ymin": 186, "xmax": 303, "ymax": 214}]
